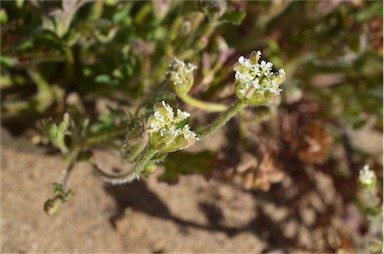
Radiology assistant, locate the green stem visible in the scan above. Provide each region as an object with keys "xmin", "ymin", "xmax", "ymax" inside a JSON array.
[
  {"xmin": 93, "ymin": 145, "xmax": 157, "ymax": 184},
  {"xmin": 89, "ymin": 0, "xmax": 103, "ymax": 20},
  {"xmin": 197, "ymin": 100, "xmax": 246, "ymax": 138},
  {"xmin": 179, "ymin": 93, "xmax": 227, "ymax": 112},
  {"xmin": 61, "ymin": 150, "xmax": 79, "ymax": 191}
]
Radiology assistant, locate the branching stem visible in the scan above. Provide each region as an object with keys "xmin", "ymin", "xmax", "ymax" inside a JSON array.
[{"xmin": 197, "ymin": 100, "xmax": 246, "ymax": 138}]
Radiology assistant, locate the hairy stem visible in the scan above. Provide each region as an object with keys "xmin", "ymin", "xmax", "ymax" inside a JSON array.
[
  {"xmin": 179, "ymin": 93, "xmax": 227, "ymax": 112},
  {"xmin": 93, "ymin": 145, "xmax": 157, "ymax": 184},
  {"xmin": 61, "ymin": 150, "xmax": 80, "ymax": 191},
  {"xmin": 197, "ymin": 100, "xmax": 246, "ymax": 138}
]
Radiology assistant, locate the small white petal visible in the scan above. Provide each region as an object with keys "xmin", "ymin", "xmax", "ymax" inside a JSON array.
[
  {"xmin": 177, "ymin": 109, "xmax": 190, "ymax": 120},
  {"xmin": 161, "ymin": 101, "xmax": 174, "ymax": 120},
  {"xmin": 359, "ymin": 165, "xmax": 375, "ymax": 185}
]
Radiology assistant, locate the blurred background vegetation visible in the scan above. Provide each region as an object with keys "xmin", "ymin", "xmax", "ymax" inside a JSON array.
[{"xmin": 1, "ymin": 0, "xmax": 382, "ymax": 252}]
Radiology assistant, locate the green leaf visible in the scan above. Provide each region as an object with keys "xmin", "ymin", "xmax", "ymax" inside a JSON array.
[
  {"xmin": 42, "ymin": 17, "xmax": 56, "ymax": 32},
  {"xmin": 40, "ymin": 114, "xmax": 71, "ymax": 153},
  {"xmin": 56, "ymin": 122, "xmax": 69, "ymax": 153},
  {"xmin": 48, "ymin": 123, "xmax": 58, "ymax": 141},
  {"xmin": 16, "ymin": 38, "xmax": 34, "ymax": 51},
  {"xmin": 34, "ymin": 29, "xmax": 67, "ymax": 52},
  {"xmin": 62, "ymin": 190, "xmax": 74, "ymax": 203},
  {"xmin": 52, "ymin": 183, "xmax": 64, "ymax": 195},
  {"xmin": 356, "ymin": 2, "xmax": 383, "ymax": 22},
  {"xmin": 113, "ymin": 4, "xmax": 132, "ymax": 23},
  {"xmin": 0, "ymin": 56, "xmax": 17, "ymax": 67},
  {"xmin": 219, "ymin": 10, "xmax": 246, "ymax": 25},
  {"xmin": 95, "ymin": 74, "xmax": 112, "ymax": 83}
]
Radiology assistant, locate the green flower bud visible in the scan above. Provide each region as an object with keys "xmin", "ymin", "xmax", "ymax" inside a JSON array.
[
  {"xmin": 44, "ymin": 183, "xmax": 73, "ymax": 215},
  {"xmin": 44, "ymin": 198, "xmax": 60, "ymax": 216},
  {"xmin": 166, "ymin": 58, "xmax": 197, "ymax": 95},
  {"xmin": 234, "ymin": 51, "xmax": 285, "ymax": 106},
  {"xmin": 148, "ymin": 101, "xmax": 198, "ymax": 153}
]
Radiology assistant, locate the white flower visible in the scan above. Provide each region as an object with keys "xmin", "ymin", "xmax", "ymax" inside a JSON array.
[
  {"xmin": 250, "ymin": 79, "xmax": 260, "ymax": 89},
  {"xmin": 162, "ymin": 101, "xmax": 174, "ymax": 120},
  {"xmin": 182, "ymin": 124, "xmax": 199, "ymax": 140},
  {"xmin": 238, "ymin": 56, "xmax": 252, "ymax": 69},
  {"xmin": 233, "ymin": 50, "xmax": 285, "ymax": 105},
  {"xmin": 359, "ymin": 165, "xmax": 376, "ymax": 186},
  {"xmin": 170, "ymin": 126, "xmax": 181, "ymax": 137},
  {"xmin": 166, "ymin": 58, "xmax": 195, "ymax": 73},
  {"xmin": 177, "ymin": 109, "xmax": 190, "ymax": 120},
  {"xmin": 236, "ymin": 71, "xmax": 253, "ymax": 84},
  {"xmin": 150, "ymin": 119, "xmax": 163, "ymax": 132},
  {"xmin": 148, "ymin": 101, "xmax": 199, "ymax": 152},
  {"xmin": 151, "ymin": 112, "xmax": 165, "ymax": 132},
  {"xmin": 166, "ymin": 58, "xmax": 197, "ymax": 93},
  {"xmin": 260, "ymin": 60, "xmax": 273, "ymax": 76}
]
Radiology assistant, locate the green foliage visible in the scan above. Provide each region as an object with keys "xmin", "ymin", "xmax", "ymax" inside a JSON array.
[
  {"xmin": 219, "ymin": 10, "xmax": 246, "ymax": 25},
  {"xmin": 40, "ymin": 113, "xmax": 71, "ymax": 153}
]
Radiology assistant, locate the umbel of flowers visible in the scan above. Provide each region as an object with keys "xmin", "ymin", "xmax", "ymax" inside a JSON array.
[
  {"xmin": 166, "ymin": 58, "xmax": 197, "ymax": 95},
  {"xmin": 234, "ymin": 50, "xmax": 285, "ymax": 105},
  {"xmin": 148, "ymin": 101, "xmax": 199, "ymax": 153}
]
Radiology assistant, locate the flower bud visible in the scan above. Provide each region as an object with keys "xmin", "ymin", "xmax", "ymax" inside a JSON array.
[
  {"xmin": 166, "ymin": 58, "xmax": 197, "ymax": 95},
  {"xmin": 44, "ymin": 198, "xmax": 60, "ymax": 216}
]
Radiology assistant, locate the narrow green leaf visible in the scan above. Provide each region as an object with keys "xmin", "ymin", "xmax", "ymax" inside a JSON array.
[
  {"xmin": 0, "ymin": 56, "xmax": 16, "ymax": 67},
  {"xmin": 219, "ymin": 10, "xmax": 246, "ymax": 25}
]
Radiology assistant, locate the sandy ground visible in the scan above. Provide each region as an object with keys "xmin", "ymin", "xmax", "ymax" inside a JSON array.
[
  {"xmin": 1, "ymin": 123, "xmax": 382, "ymax": 253},
  {"xmin": 1, "ymin": 128, "xmax": 267, "ymax": 253}
]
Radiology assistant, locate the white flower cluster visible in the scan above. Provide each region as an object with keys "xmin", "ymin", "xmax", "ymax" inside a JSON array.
[
  {"xmin": 148, "ymin": 101, "xmax": 198, "ymax": 151},
  {"xmin": 150, "ymin": 101, "xmax": 178, "ymax": 132},
  {"xmin": 166, "ymin": 58, "xmax": 197, "ymax": 87},
  {"xmin": 359, "ymin": 165, "xmax": 376, "ymax": 187},
  {"xmin": 234, "ymin": 51, "xmax": 285, "ymax": 99}
]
